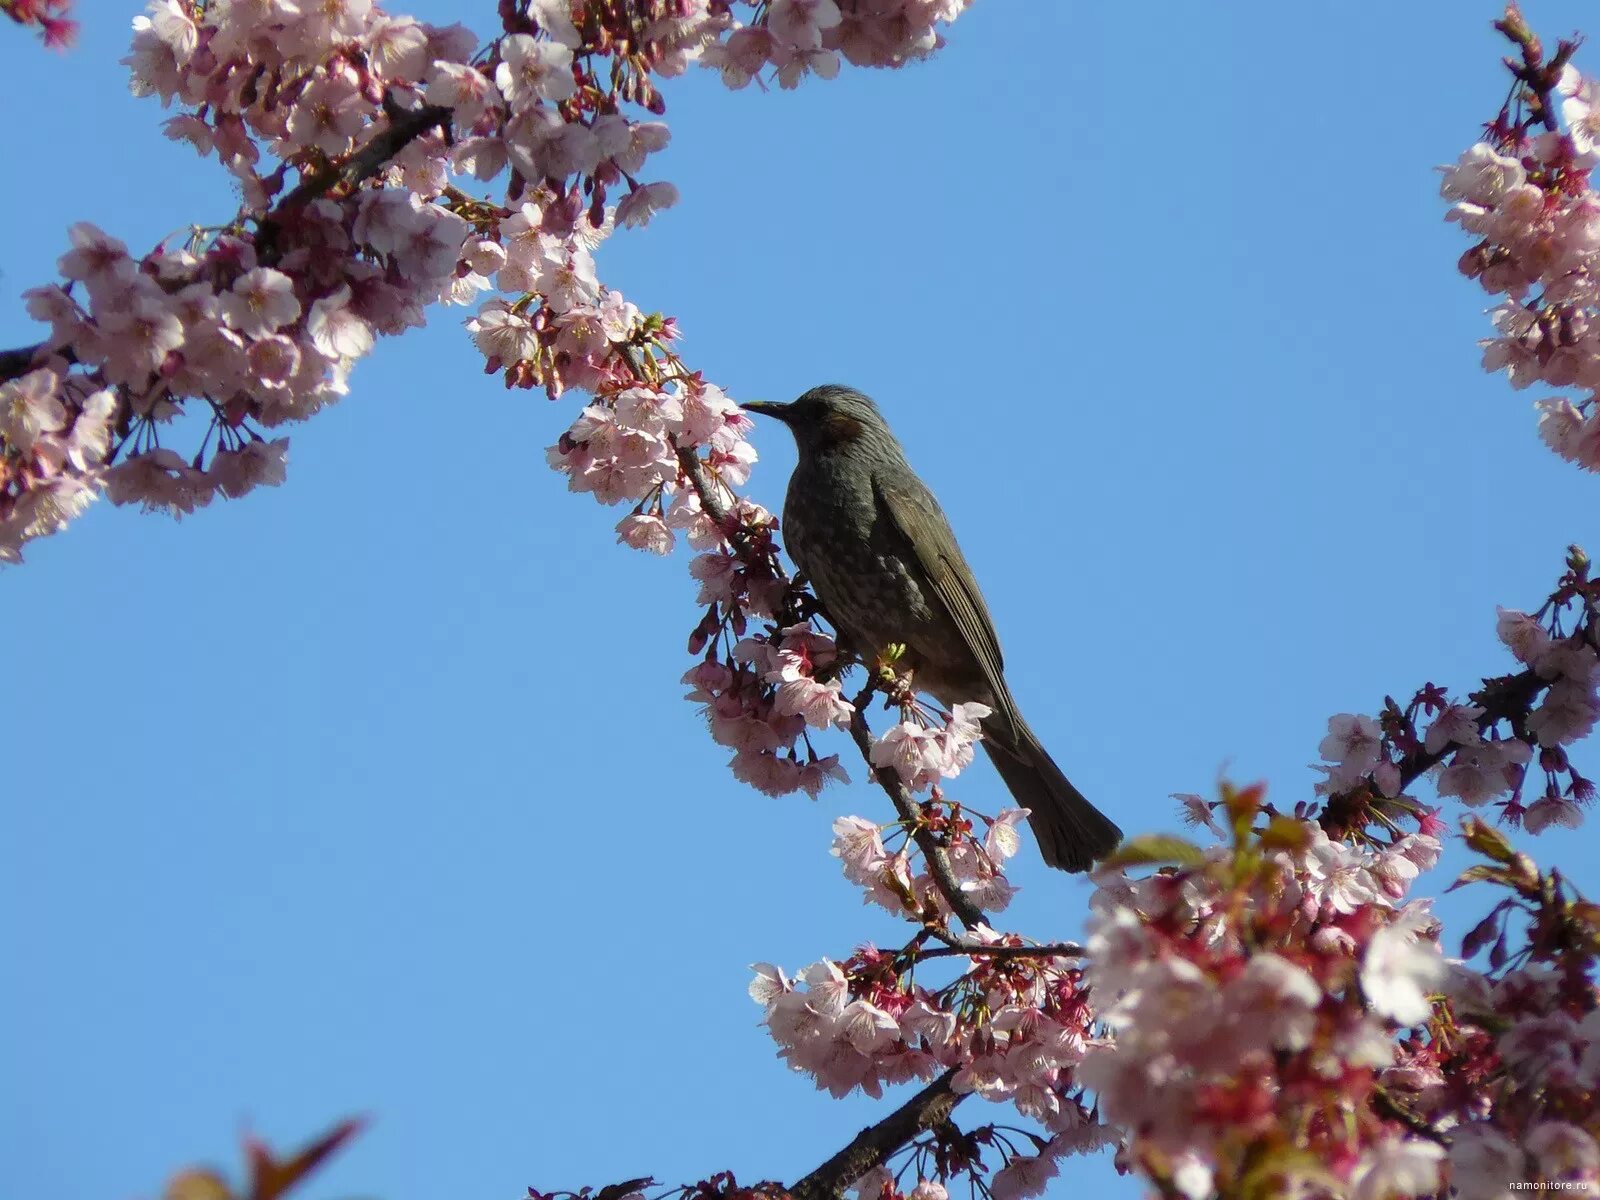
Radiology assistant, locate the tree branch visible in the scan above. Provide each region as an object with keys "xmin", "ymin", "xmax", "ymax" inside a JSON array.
[
  {"xmin": 845, "ymin": 682, "xmax": 987, "ymax": 933},
  {"xmin": 1494, "ymin": 4, "xmax": 1581, "ymax": 134},
  {"xmin": 255, "ymin": 96, "xmax": 453, "ymax": 264},
  {"xmin": 1371, "ymin": 1086, "xmax": 1450, "ymax": 1146},
  {"xmin": 1320, "ymin": 662, "xmax": 1549, "ymax": 836},
  {"xmin": 667, "ymin": 433, "xmax": 991, "ymax": 934},
  {"xmin": 788, "ymin": 1070, "xmax": 965, "ymax": 1200},
  {"xmin": 915, "ymin": 938, "xmax": 1084, "ymax": 961},
  {"xmin": 0, "ymin": 97, "xmax": 455, "ymax": 384}
]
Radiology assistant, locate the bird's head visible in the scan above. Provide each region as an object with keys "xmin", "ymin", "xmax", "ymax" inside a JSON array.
[{"xmin": 743, "ymin": 385, "xmax": 891, "ymax": 457}]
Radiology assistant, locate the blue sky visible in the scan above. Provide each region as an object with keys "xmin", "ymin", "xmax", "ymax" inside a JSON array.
[{"xmin": 3, "ymin": 4, "xmax": 1599, "ymax": 1199}]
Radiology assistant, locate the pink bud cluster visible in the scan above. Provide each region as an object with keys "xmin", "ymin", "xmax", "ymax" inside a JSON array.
[
  {"xmin": 1080, "ymin": 794, "xmax": 1449, "ymax": 1198},
  {"xmin": 1315, "ymin": 570, "xmax": 1598, "ymax": 834}
]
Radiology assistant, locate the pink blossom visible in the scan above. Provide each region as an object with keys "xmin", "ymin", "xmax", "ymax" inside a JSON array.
[
  {"xmin": 495, "ymin": 34, "xmax": 576, "ymax": 107},
  {"xmin": 831, "ymin": 815, "xmax": 885, "ymax": 878},
  {"xmin": 425, "ymin": 62, "xmax": 504, "ymax": 125},
  {"xmin": 104, "ymin": 448, "xmax": 214, "ymax": 517},
  {"xmin": 1497, "ymin": 606, "xmax": 1552, "ymax": 664},
  {"xmin": 989, "ymin": 1153, "xmax": 1057, "ymax": 1200},
  {"xmin": 468, "ymin": 301, "xmax": 540, "ymax": 366},
  {"xmin": 209, "ymin": 438, "xmax": 290, "ymax": 498},
  {"xmin": 1423, "ymin": 702, "xmax": 1485, "ymax": 753},
  {"xmin": 729, "ymin": 748, "xmax": 804, "ymax": 797},
  {"xmin": 306, "ymin": 287, "xmax": 375, "ymax": 359},
  {"xmin": 1361, "ymin": 906, "xmax": 1446, "ymax": 1026},
  {"xmin": 984, "ymin": 808, "xmax": 1028, "ymax": 861},
  {"xmin": 1302, "ymin": 826, "xmax": 1382, "ymax": 914},
  {"xmin": 219, "ymin": 268, "xmax": 302, "ymax": 338},
  {"xmin": 870, "ymin": 722, "xmax": 946, "ymax": 791},
  {"xmin": 1318, "ymin": 712, "xmax": 1383, "ymax": 790},
  {"xmin": 99, "ymin": 294, "xmax": 185, "ymax": 381},
  {"xmin": 1436, "ymin": 736, "xmax": 1530, "ymax": 806},
  {"xmin": 615, "ymin": 182, "xmax": 681, "ymax": 229},
  {"xmin": 615, "ymin": 514, "xmax": 674, "ymax": 554},
  {"xmin": 747, "ymin": 962, "xmax": 792, "ymax": 1007},
  {"xmin": 1526, "ymin": 1121, "xmax": 1600, "ymax": 1180},
  {"xmin": 366, "ymin": 15, "xmax": 430, "ymax": 80},
  {"xmin": 0, "ymin": 368, "xmax": 67, "ymax": 455},
  {"xmin": 1445, "ymin": 1124, "xmax": 1525, "ymax": 1200},
  {"xmin": 1524, "ymin": 794, "xmax": 1584, "ymax": 833},
  {"xmin": 1528, "ymin": 675, "xmax": 1600, "ymax": 746},
  {"xmin": 795, "ymin": 754, "xmax": 848, "ymax": 798},
  {"xmin": 285, "ymin": 74, "xmax": 369, "ymax": 155},
  {"xmin": 1348, "ymin": 1137, "xmax": 1445, "ymax": 1200}
]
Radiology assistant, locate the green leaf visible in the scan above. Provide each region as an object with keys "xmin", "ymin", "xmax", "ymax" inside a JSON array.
[
  {"xmin": 1449, "ymin": 864, "xmax": 1511, "ymax": 891},
  {"xmin": 1462, "ymin": 817, "xmax": 1515, "ymax": 864},
  {"xmin": 1100, "ymin": 834, "xmax": 1208, "ymax": 870},
  {"xmin": 1258, "ymin": 815, "xmax": 1314, "ymax": 853}
]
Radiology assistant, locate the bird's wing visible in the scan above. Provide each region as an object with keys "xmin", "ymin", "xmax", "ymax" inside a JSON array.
[{"xmin": 874, "ymin": 473, "xmax": 1024, "ymax": 739}]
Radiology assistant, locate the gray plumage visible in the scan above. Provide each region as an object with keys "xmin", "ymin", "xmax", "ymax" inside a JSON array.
[{"xmin": 744, "ymin": 384, "xmax": 1121, "ymax": 872}]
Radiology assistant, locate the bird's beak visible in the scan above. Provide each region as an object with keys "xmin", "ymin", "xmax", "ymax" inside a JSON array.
[{"xmin": 742, "ymin": 399, "xmax": 794, "ymax": 423}]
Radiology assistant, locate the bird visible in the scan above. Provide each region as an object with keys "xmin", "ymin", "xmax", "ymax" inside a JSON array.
[{"xmin": 743, "ymin": 384, "xmax": 1122, "ymax": 872}]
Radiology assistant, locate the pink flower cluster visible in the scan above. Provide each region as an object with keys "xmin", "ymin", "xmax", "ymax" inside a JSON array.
[
  {"xmin": 751, "ymin": 931, "xmax": 1103, "ymax": 1141},
  {"xmin": 683, "ymin": 625, "xmax": 851, "ymax": 798},
  {"xmin": 869, "ymin": 702, "xmax": 990, "ymax": 792},
  {"xmin": 2, "ymin": 0, "xmax": 973, "ymax": 563},
  {"xmin": 704, "ymin": 0, "xmax": 969, "ymax": 89},
  {"xmin": 1444, "ymin": 56, "xmax": 1600, "ymax": 469},
  {"xmin": 545, "ymin": 378, "xmax": 756, "ymax": 538},
  {"xmin": 1393, "ymin": 961, "xmax": 1600, "ymax": 1196},
  {"xmin": 831, "ymin": 806, "xmax": 1024, "ymax": 916},
  {"xmin": 1315, "ymin": 588, "xmax": 1597, "ymax": 834},
  {"xmin": 1080, "ymin": 794, "xmax": 1449, "ymax": 1198}
]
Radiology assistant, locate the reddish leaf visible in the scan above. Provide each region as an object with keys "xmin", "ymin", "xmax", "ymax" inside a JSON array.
[{"xmin": 245, "ymin": 1117, "xmax": 366, "ymax": 1200}]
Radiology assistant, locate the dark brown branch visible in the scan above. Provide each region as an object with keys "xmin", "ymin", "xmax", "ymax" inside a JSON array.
[
  {"xmin": 1321, "ymin": 663, "xmax": 1549, "ymax": 835},
  {"xmin": 1372, "ymin": 1086, "xmax": 1450, "ymax": 1146},
  {"xmin": 788, "ymin": 1070, "xmax": 965, "ymax": 1200},
  {"xmin": 1494, "ymin": 4, "xmax": 1582, "ymax": 134},
  {"xmin": 256, "ymin": 97, "xmax": 452, "ymax": 264},
  {"xmin": 917, "ymin": 938, "xmax": 1083, "ymax": 961}
]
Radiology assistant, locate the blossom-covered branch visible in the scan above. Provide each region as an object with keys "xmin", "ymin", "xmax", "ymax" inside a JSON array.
[
  {"xmin": 1315, "ymin": 544, "xmax": 1597, "ymax": 839},
  {"xmin": 1445, "ymin": 3, "xmax": 1600, "ymax": 470}
]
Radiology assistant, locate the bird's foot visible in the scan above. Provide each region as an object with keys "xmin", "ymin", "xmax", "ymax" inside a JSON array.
[{"xmin": 870, "ymin": 647, "xmax": 919, "ymax": 711}]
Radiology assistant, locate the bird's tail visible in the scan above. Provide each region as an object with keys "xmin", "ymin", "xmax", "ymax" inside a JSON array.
[{"xmin": 980, "ymin": 712, "xmax": 1121, "ymax": 873}]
